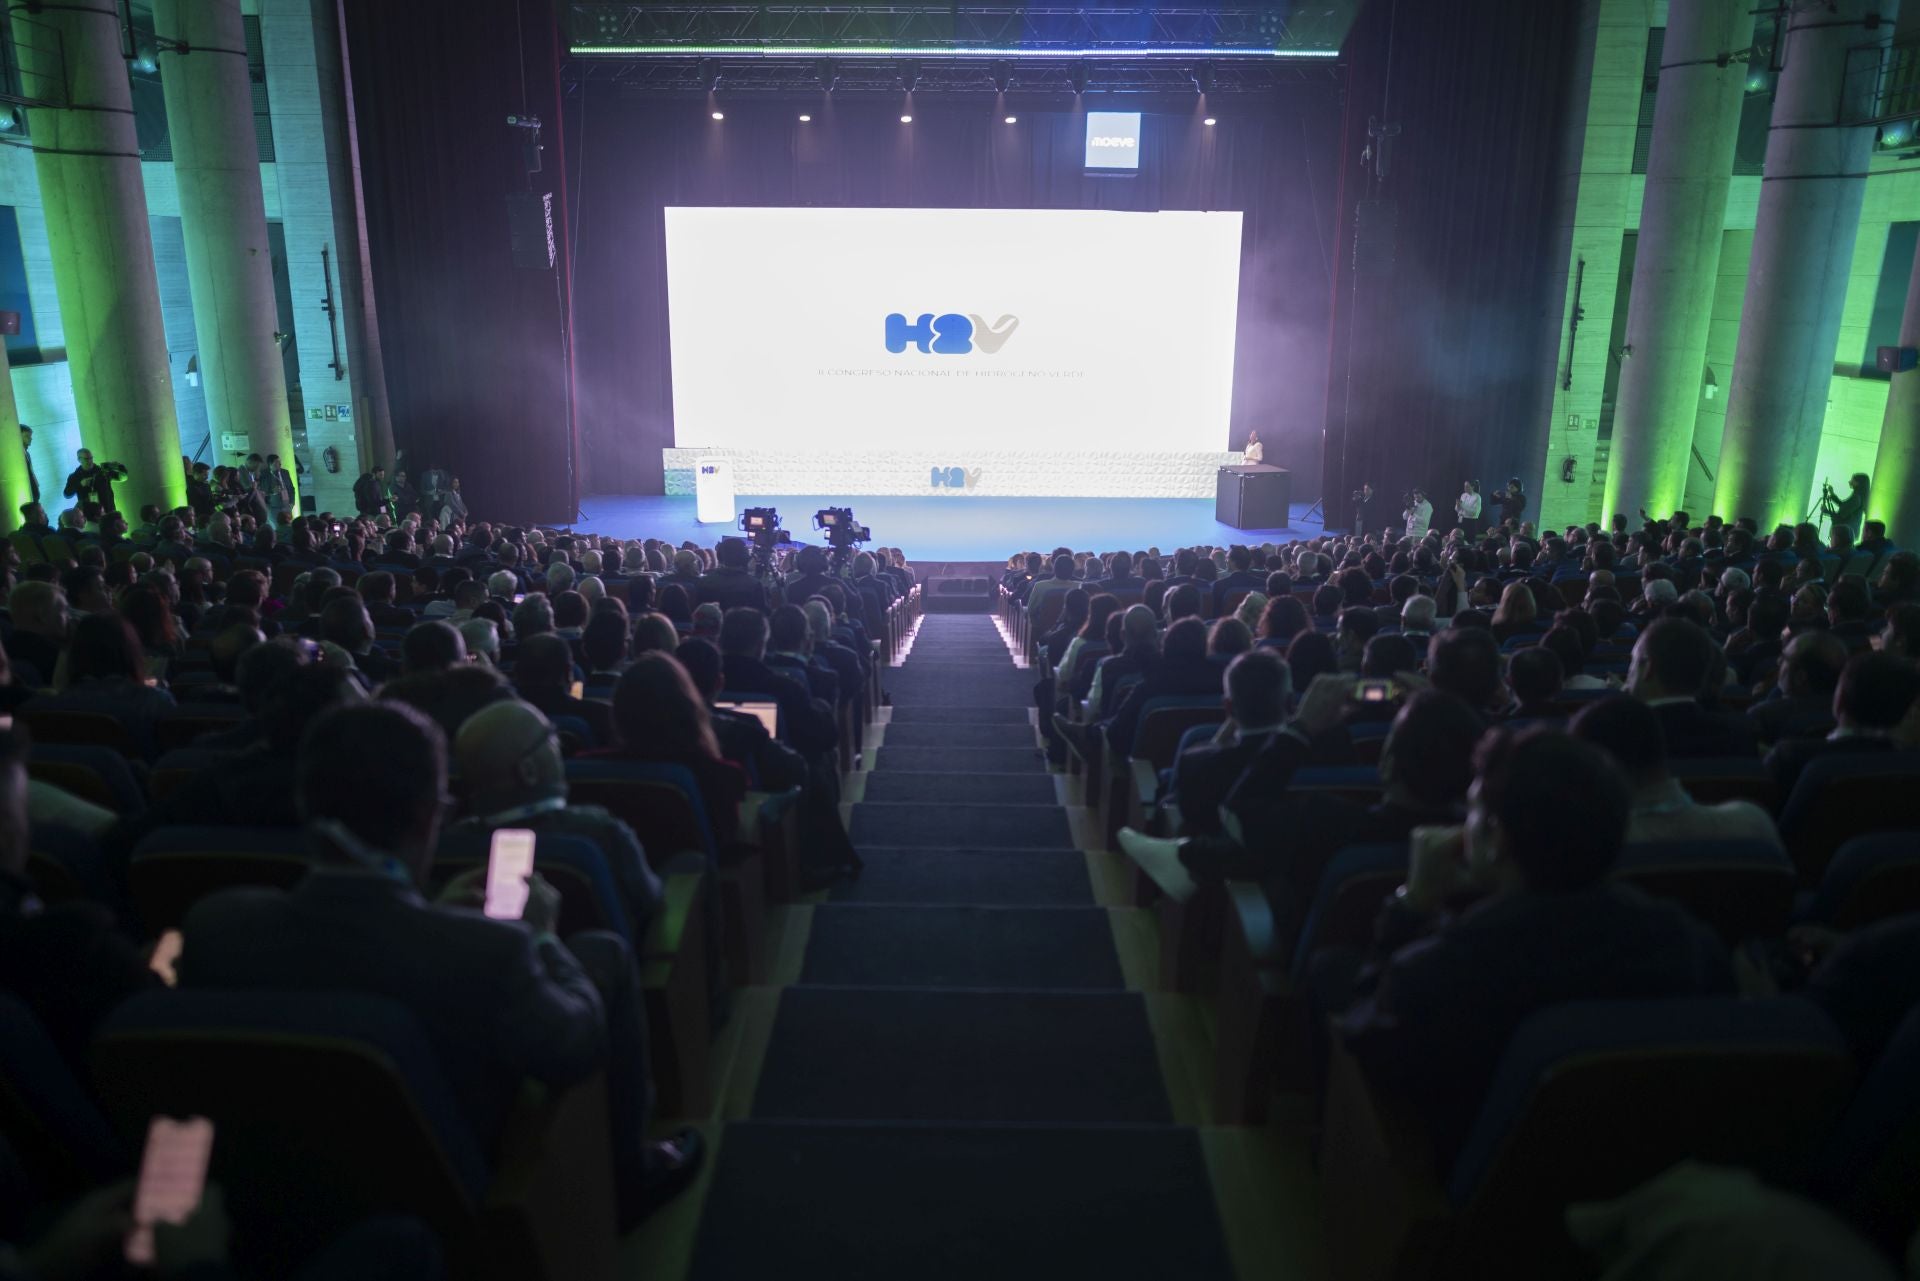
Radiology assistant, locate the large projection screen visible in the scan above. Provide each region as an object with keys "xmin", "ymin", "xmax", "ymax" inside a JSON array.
[{"xmin": 665, "ymin": 207, "xmax": 1243, "ymax": 457}]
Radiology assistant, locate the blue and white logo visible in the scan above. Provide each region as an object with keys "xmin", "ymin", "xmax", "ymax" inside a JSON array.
[{"xmin": 885, "ymin": 312, "xmax": 1020, "ymax": 355}]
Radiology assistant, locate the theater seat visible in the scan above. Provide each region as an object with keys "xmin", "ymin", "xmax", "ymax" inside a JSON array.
[
  {"xmin": 1778, "ymin": 751, "xmax": 1920, "ymax": 883},
  {"xmin": 1670, "ymin": 756, "xmax": 1774, "ymax": 811},
  {"xmin": 90, "ymin": 990, "xmax": 617, "ymax": 1281},
  {"xmin": 1796, "ymin": 833, "xmax": 1920, "ymax": 930},
  {"xmin": 128, "ymin": 826, "xmax": 310, "ymax": 933},
  {"xmin": 0, "ymin": 995, "xmax": 128, "ymax": 1207},
  {"xmin": 1812, "ymin": 1005, "xmax": 1920, "ymax": 1254},
  {"xmin": 1610, "ymin": 840, "xmax": 1796, "ymax": 945},
  {"xmin": 1321, "ymin": 998, "xmax": 1853, "ymax": 1281},
  {"xmin": 28, "ymin": 744, "xmax": 146, "ymax": 815}
]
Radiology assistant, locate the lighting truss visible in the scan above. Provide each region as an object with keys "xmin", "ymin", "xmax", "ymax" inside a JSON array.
[
  {"xmin": 567, "ymin": 4, "xmax": 1347, "ymax": 60},
  {"xmin": 564, "ymin": 54, "xmax": 1338, "ymax": 97}
]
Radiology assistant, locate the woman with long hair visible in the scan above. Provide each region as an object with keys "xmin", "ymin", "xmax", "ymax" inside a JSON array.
[
  {"xmin": 1257, "ymin": 595, "xmax": 1310, "ymax": 649},
  {"xmin": 1490, "ymin": 581, "xmax": 1541, "ymax": 643},
  {"xmin": 605, "ymin": 650, "xmax": 744, "ymax": 846},
  {"xmin": 29, "ymin": 612, "xmax": 177, "ymax": 758}
]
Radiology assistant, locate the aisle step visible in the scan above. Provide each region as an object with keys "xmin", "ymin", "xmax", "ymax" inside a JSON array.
[
  {"xmin": 830, "ymin": 848, "xmax": 1093, "ymax": 905},
  {"xmin": 861, "ymin": 771, "xmax": 1056, "ymax": 804},
  {"xmin": 801, "ymin": 904, "xmax": 1124, "ymax": 989},
  {"xmin": 751, "ymin": 987, "xmax": 1169, "ymax": 1122},
  {"xmin": 876, "ymin": 745, "xmax": 1044, "ymax": 774},
  {"xmin": 884, "ymin": 705, "xmax": 1030, "ymax": 724},
  {"xmin": 851, "ymin": 802, "xmax": 1072, "ymax": 849}
]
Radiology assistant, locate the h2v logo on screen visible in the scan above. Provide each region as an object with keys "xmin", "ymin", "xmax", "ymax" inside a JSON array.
[{"xmin": 886, "ymin": 313, "xmax": 1020, "ymax": 355}]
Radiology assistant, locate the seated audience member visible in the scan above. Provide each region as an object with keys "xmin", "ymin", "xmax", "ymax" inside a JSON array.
[
  {"xmin": 1506, "ymin": 646, "xmax": 1565, "ymax": 720},
  {"xmin": 1798, "ymin": 913, "xmax": 1920, "ymax": 1072},
  {"xmin": 400, "ymin": 620, "xmax": 467, "ymax": 676},
  {"xmin": 695, "ymin": 537, "xmax": 769, "ymax": 613},
  {"xmin": 598, "ymin": 652, "xmax": 747, "ymax": 847},
  {"xmin": 512, "ymin": 591, "xmax": 554, "ymax": 640},
  {"xmin": 1399, "ymin": 594, "xmax": 1438, "ymax": 646},
  {"xmin": 178, "ymin": 701, "xmax": 699, "ymax": 1224},
  {"xmin": 357, "ymin": 570, "xmax": 414, "ymax": 629},
  {"xmin": 1168, "ymin": 649, "xmax": 1291, "ymax": 838},
  {"xmin": 1331, "ymin": 729, "xmax": 1733, "ymax": 1170},
  {"xmin": 632, "ymin": 611, "xmax": 681, "ymax": 655},
  {"xmin": 582, "ymin": 609, "xmax": 630, "ymax": 684},
  {"xmin": 379, "ymin": 662, "xmax": 515, "ymax": 741},
  {"xmin": 674, "ymin": 637, "xmax": 806, "ymax": 791},
  {"xmin": 0, "ymin": 722, "xmax": 155, "ymax": 1069},
  {"xmin": 1766, "ymin": 650, "xmax": 1920, "ymax": 798},
  {"xmin": 459, "ymin": 616, "xmax": 501, "ymax": 668},
  {"xmin": 1570, "ymin": 695, "xmax": 1783, "ymax": 851},
  {"xmin": 451, "ymin": 699, "xmax": 663, "ymax": 933},
  {"xmin": 320, "ymin": 594, "xmax": 400, "ymax": 685},
  {"xmin": 27, "ymin": 613, "xmax": 177, "ymax": 758},
  {"xmin": 1747, "ymin": 629, "xmax": 1846, "ymax": 746},
  {"xmin": 510, "ymin": 632, "xmax": 615, "ymax": 748},
  {"xmin": 1426, "ymin": 625, "xmax": 1508, "ymax": 717},
  {"xmin": 1102, "ymin": 616, "xmax": 1220, "ymax": 758},
  {"xmin": 6, "ymin": 579, "xmax": 68, "ymax": 685},
  {"xmin": 765, "ymin": 603, "xmax": 838, "ymax": 705},
  {"xmin": 1626, "ymin": 618, "xmax": 1759, "ymax": 758},
  {"xmin": 718, "ymin": 606, "xmax": 835, "ymax": 757}
]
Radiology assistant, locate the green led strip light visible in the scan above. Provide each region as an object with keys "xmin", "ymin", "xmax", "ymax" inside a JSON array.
[{"xmin": 571, "ymin": 44, "xmax": 1337, "ymax": 58}]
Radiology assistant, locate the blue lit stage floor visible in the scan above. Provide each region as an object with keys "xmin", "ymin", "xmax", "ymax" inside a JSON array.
[{"xmin": 572, "ymin": 494, "xmax": 1318, "ymax": 563}]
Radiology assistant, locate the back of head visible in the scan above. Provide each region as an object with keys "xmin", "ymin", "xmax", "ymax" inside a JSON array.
[
  {"xmin": 675, "ymin": 637, "xmax": 723, "ymax": 699},
  {"xmin": 209, "ymin": 622, "xmax": 266, "ymax": 684},
  {"xmin": 453, "ymin": 699, "xmax": 561, "ymax": 803},
  {"xmin": 1474, "ymin": 728, "xmax": 1631, "ymax": 891},
  {"xmin": 1384, "ymin": 690, "xmax": 1485, "ymax": 807},
  {"xmin": 1634, "ymin": 617, "xmax": 1715, "ymax": 699},
  {"xmin": 582, "ymin": 610, "xmax": 629, "ymax": 672},
  {"xmin": 796, "ymin": 545, "xmax": 828, "ymax": 575},
  {"xmin": 1785, "ymin": 629, "xmax": 1849, "ymax": 696},
  {"xmin": 1285, "ymin": 631, "xmax": 1337, "ymax": 687},
  {"xmin": 68, "ymin": 613, "xmax": 143, "ymax": 683},
  {"xmin": 1163, "ymin": 616, "xmax": 1208, "ymax": 664},
  {"xmin": 1165, "ymin": 583, "xmax": 1202, "ymax": 622},
  {"xmin": 717, "ymin": 538, "xmax": 750, "ymax": 570},
  {"xmin": 612, "ymin": 651, "xmax": 717, "ymax": 760},
  {"xmin": 633, "ymin": 611, "xmax": 681, "ymax": 654},
  {"xmin": 1570, "ymin": 694, "xmax": 1667, "ymax": 784},
  {"xmin": 1361, "ymin": 633, "xmax": 1419, "ymax": 680},
  {"xmin": 1312, "ymin": 583, "xmax": 1342, "ymax": 616},
  {"xmin": 359, "ymin": 570, "xmax": 395, "ymax": 604},
  {"xmin": 320, "ymin": 595, "xmax": 372, "ymax": 651},
  {"xmin": 1224, "ymin": 649, "xmax": 1290, "ymax": 725},
  {"xmin": 1261, "ymin": 595, "xmax": 1309, "ymax": 641},
  {"xmin": 402, "ymin": 620, "xmax": 466, "ymax": 675},
  {"xmin": 719, "ymin": 606, "xmax": 769, "ymax": 658},
  {"xmin": 1401, "ymin": 594, "xmax": 1437, "ymax": 633},
  {"xmin": 1121, "ymin": 603, "xmax": 1159, "ymax": 655},
  {"xmin": 299, "ymin": 701, "xmax": 446, "ymax": 866},
  {"xmin": 236, "ymin": 636, "xmax": 312, "ymax": 716},
  {"xmin": 769, "ymin": 603, "xmax": 809, "ymax": 652},
  {"xmin": 1338, "ymin": 567, "xmax": 1373, "ymax": 607},
  {"xmin": 1508, "ymin": 645, "xmax": 1564, "ymax": 706},
  {"xmin": 1836, "ymin": 652, "xmax": 1920, "ymax": 731},
  {"xmin": 1428, "ymin": 627, "xmax": 1502, "ymax": 709},
  {"xmin": 513, "ymin": 632, "xmax": 573, "ymax": 695},
  {"xmin": 1208, "ymin": 616, "xmax": 1253, "ymax": 658},
  {"xmin": 512, "ymin": 592, "xmax": 554, "ymax": 639}
]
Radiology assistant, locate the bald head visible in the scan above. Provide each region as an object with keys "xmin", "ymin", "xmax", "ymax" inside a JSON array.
[{"xmin": 454, "ymin": 699, "xmax": 563, "ymax": 807}]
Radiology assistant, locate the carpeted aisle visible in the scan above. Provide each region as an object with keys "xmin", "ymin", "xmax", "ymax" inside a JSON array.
[{"xmin": 689, "ymin": 614, "xmax": 1235, "ymax": 1280}]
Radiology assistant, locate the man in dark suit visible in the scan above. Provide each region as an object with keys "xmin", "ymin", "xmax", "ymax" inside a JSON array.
[
  {"xmin": 764, "ymin": 604, "xmax": 837, "ymax": 705},
  {"xmin": 782, "ymin": 546, "xmax": 839, "ymax": 607},
  {"xmin": 179, "ymin": 701, "xmax": 698, "ymax": 1224},
  {"xmin": 1626, "ymin": 617, "xmax": 1759, "ymax": 758},
  {"xmin": 1102, "ymin": 617, "xmax": 1222, "ymax": 758},
  {"xmin": 1332, "ymin": 730, "xmax": 1733, "ymax": 1171},
  {"xmin": 357, "ymin": 571, "xmax": 417, "ymax": 630},
  {"xmin": 509, "ymin": 633, "xmax": 616, "ymax": 749},
  {"xmin": 319, "ymin": 595, "xmax": 401, "ymax": 686},
  {"xmin": 719, "ymin": 607, "xmax": 836, "ymax": 757},
  {"xmin": 696, "ymin": 538, "xmax": 770, "ymax": 613},
  {"xmin": 1170, "ymin": 648, "xmax": 1290, "ymax": 837},
  {"xmin": 1208, "ymin": 546, "xmax": 1268, "ymax": 618},
  {"xmin": 1766, "ymin": 651, "xmax": 1920, "ymax": 799}
]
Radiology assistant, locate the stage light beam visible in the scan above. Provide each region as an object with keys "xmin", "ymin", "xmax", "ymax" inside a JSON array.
[
  {"xmin": 799, "ymin": 113, "xmax": 812, "ymax": 122},
  {"xmin": 1204, "ymin": 116, "xmax": 1217, "ymax": 127},
  {"xmin": 900, "ymin": 114, "xmax": 913, "ymax": 123},
  {"xmin": 1004, "ymin": 115, "xmax": 1017, "ymax": 124}
]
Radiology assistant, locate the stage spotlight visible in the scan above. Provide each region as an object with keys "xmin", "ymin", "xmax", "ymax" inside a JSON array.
[
  {"xmin": 699, "ymin": 58, "xmax": 719, "ymax": 92},
  {"xmin": 1070, "ymin": 61, "xmax": 1089, "ymax": 95},
  {"xmin": 799, "ymin": 113, "xmax": 812, "ymax": 122},
  {"xmin": 711, "ymin": 110, "xmax": 725, "ymax": 121},
  {"xmin": 901, "ymin": 114, "xmax": 913, "ymax": 124},
  {"xmin": 1004, "ymin": 115, "xmax": 1017, "ymax": 125},
  {"xmin": 901, "ymin": 59, "xmax": 921, "ymax": 92},
  {"xmin": 992, "ymin": 60, "xmax": 1013, "ymax": 94},
  {"xmin": 1203, "ymin": 116, "xmax": 1217, "ymax": 127}
]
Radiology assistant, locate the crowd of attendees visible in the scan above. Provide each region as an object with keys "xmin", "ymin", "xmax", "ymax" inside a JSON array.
[
  {"xmin": 0, "ymin": 484, "xmax": 917, "ymax": 1278},
  {"xmin": 1009, "ymin": 504, "xmax": 1920, "ymax": 1273}
]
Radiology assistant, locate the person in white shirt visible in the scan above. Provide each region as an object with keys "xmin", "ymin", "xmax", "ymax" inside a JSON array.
[
  {"xmin": 1243, "ymin": 430, "xmax": 1265, "ymax": 465},
  {"xmin": 1404, "ymin": 489, "xmax": 1433, "ymax": 539},
  {"xmin": 1456, "ymin": 480, "xmax": 1483, "ymax": 538}
]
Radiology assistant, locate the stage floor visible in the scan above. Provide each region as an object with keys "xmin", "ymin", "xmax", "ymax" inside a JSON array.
[{"xmin": 572, "ymin": 494, "xmax": 1317, "ymax": 562}]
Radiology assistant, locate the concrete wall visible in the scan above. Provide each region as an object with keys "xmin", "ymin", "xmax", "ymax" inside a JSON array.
[{"xmin": 1538, "ymin": 0, "xmax": 1920, "ymax": 529}]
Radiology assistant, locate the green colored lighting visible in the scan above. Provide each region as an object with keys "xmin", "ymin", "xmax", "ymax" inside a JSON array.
[{"xmin": 570, "ymin": 44, "xmax": 1338, "ymax": 59}]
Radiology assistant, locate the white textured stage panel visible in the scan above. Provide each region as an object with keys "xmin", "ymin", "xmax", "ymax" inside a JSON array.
[
  {"xmin": 662, "ymin": 448, "xmax": 1249, "ymax": 498},
  {"xmin": 664, "ymin": 207, "xmax": 1244, "ymax": 455}
]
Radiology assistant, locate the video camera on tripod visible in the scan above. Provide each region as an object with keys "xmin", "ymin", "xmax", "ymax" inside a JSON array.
[
  {"xmin": 814, "ymin": 506, "xmax": 872, "ymax": 571},
  {"xmin": 738, "ymin": 507, "xmax": 792, "ymax": 579}
]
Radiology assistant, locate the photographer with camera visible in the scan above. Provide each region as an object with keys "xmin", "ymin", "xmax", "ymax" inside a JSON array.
[
  {"xmin": 63, "ymin": 447, "xmax": 125, "ymax": 514},
  {"xmin": 1455, "ymin": 480, "xmax": 1482, "ymax": 539},
  {"xmin": 1350, "ymin": 482, "xmax": 1374, "ymax": 536},
  {"xmin": 1403, "ymin": 488, "xmax": 1433, "ymax": 539}
]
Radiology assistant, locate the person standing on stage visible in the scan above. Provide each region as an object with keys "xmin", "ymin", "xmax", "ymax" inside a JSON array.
[
  {"xmin": 1831, "ymin": 472, "xmax": 1870, "ymax": 540},
  {"xmin": 1404, "ymin": 488, "xmax": 1433, "ymax": 539},
  {"xmin": 1496, "ymin": 477, "xmax": 1528, "ymax": 528},
  {"xmin": 1352, "ymin": 483, "xmax": 1375, "ymax": 537},
  {"xmin": 1456, "ymin": 480, "xmax": 1483, "ymax": 539},
  {"xmin": 1244, "ymin": 430, "xmax": 1265, "ymax": 465}
]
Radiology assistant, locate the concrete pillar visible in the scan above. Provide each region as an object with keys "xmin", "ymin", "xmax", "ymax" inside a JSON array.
[
  {"xmin": 11, "ymin": 0, "xmax": 186, "ymax": 512},
  {"xmin": 1871, "ymin": 237, "xmax": 1920, "ymax": 542},
  {"xmin": 0, "ymin": 346, "xmax": 32, "ymax": 521},
  {"xmin": 154, "ymin": 0, "xmax": 296, "ymax": 508},
  {"xmin": 1604, "ymin": 0, "xmax": 1754, "ymax": 525},
  {"xmin": 1715, "ymin": 0, "xmax": 1895, "ymax": 529}
]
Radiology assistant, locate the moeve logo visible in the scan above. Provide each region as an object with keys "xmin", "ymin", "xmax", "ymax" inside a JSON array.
[
  {"xmin": 885, "ymin": 312, "xmax": 1020, "ymax": 355},
  {"xmin": 1088, "ymin": 135, "xmax": 1136, "ymax": 149}
]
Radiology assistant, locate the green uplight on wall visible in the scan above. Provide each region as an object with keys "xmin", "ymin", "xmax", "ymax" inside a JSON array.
[{"xmin": 1878, "ymin": 119, "xmax": 1916, "ymax": 150}]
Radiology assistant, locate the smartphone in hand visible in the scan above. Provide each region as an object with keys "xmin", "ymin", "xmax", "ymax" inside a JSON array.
[
  {"xmin": 483, "ymin": 828, "xmax": 537, "ymax": 921},
  {"xmin": 126, "ymin": 1116, "xmax": 214, "ymax": 1265},
  {"xmin": 150, "ymin": 929, "xmax": 183, "ymax": 987}
]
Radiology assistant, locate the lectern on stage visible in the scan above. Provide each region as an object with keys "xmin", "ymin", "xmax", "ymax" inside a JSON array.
[{"xmin": 1215, "ymin": 464, "xmax": 1291, "ymax": 530}]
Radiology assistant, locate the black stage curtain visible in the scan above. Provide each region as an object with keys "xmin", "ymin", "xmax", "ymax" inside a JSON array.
[
  {"xmin": 339, "ymin": 0, "xmax": 579, "ymax": 525},
  {"xmin": 1321, "ymin": 0, "xmax": 1579, "ymax": 529},
  {"xmin": 569, "ymin": 89, "xmax": 1341, "ymax": 495}
]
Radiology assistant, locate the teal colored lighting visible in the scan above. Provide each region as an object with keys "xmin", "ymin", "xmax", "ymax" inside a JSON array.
[
  {"xmin": 1880, "ymin": 120, "xmax": 1914, "ymax": 149},
  {"xmin": 571, "ymin": 44, "xmax": 1338, "ymax": 60}
]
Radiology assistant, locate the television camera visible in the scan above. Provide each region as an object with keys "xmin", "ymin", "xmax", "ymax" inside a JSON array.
[
  {"xmin": 738, "ymin": 506, "xmax": 792, "ymax": 579},
  {"xmin": 814, "ymin": 506, "xmax": 872, "ymax": 571}
]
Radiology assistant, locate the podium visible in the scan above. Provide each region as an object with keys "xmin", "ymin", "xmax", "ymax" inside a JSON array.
[
  {"xmin": 1215, "ymin": 465, "xmax": 1291, "ymax": 529},
  {"xmin": 694, "ymin": 457, "xmax": 734, "ymax": 524}
]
